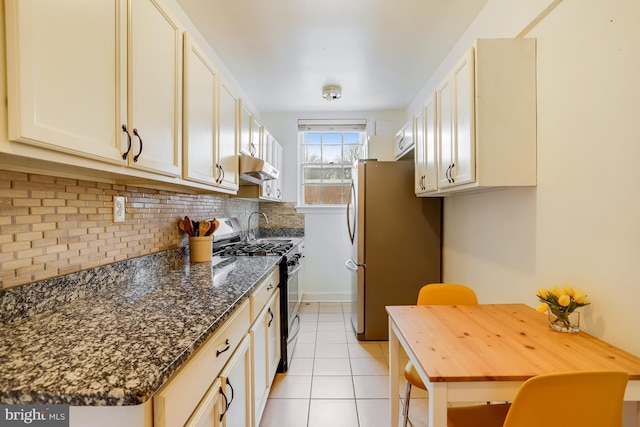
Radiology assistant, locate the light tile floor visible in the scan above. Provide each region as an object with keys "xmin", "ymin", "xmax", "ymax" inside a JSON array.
[{"xmin": 259, "ymin": 302, "xmax": 430, "ymax": 427}]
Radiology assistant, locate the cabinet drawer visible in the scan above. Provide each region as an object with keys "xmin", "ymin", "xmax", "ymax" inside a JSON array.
[
  {"xmin": 250, "ymin": 267, "xmax": 279, "ymax": 322},
  {"xmin": 154, "ymin": 300, "xmax": 250, "ymax": 427}
]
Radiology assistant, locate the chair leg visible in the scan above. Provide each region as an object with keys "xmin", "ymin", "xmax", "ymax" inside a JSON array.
[{"xmin": 403, "ymin": 382, "xmax": 412, "ymax": 427}]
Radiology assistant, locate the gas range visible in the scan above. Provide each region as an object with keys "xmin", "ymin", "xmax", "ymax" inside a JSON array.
[{"xmin": 213, "ymin": 241, "xmax": 293, "ymax": 257}]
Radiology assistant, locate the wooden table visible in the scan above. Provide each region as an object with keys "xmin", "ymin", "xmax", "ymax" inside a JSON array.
[{"xmin": 387, "ymin": 304, "xmax": 640, "ymax": 427}]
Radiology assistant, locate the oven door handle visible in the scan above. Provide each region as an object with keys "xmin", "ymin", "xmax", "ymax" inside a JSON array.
[
  {"xmin": 287, "ymin": 264, "xmax": 302, "ymax": 276},
  {"xmin": 287, "ymin": 314, "xmax": 301, "ymax": 344}
]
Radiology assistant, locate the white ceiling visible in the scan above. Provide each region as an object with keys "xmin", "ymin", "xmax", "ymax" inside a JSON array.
[{"xmin": 176, "ymin": 0, "xmax": 489, "ymax": 113}]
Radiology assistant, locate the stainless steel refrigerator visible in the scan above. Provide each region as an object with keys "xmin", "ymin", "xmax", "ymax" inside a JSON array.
[{"xmin": 345, "ymin": 159, "xmax": 442, "ymax": 340}]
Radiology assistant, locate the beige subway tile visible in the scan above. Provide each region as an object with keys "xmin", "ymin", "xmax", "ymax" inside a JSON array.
[
  {"xmin": 45, "ymin": 244, "xmax": 69, "ymax": 255},
  {"xmin": 43, "ymin": 230, "xmax": 66, "ymax": 239},
  {"xmin": 16, "ymin": 248, "xmax": 44, "ymax": 259},
  {"xmin": 29, "ymin": 174, "xmax": 55, "ymax": 184},
  {"xmin": 0, "ymin": 189, "xmax": 29, "ymax": 198},
  {"xmin": 42, "ymin": 198, "xmax": 66, "ymax": 207},
  {"xmin": 13, "ymin": 198, "xmax": 42, "ymax": 207},
  {"xmin": 2, "ymin": 241, "xmax": 31, "ymax": 252},
  {"xmin": 1, "ymin": 258, "xmax": 33, "ymax": 270},
  {"xmin": 32, "ymin": 222, "xmax": 57, "ymax": 232},
  {"xmin": 30, "ymin": 206, "xmax": 57, "ymax": 215},
  {"xmin": 58, "ymin": 206, "xmax": 80, "ymax": 214},
  {"xmin": 33, "ymin": 253, "xmax": 58, "ymax": 264},
  {"xmin": 32, "ymin": 238, "xmax": 59, "ymax": 249},
  {"xmin": 0, "ymin": 206, "xmax": 29, "ymax": 216},
  {"xmin": 15, "ymin": 231, "xmax": 44, "ymax": 242}
]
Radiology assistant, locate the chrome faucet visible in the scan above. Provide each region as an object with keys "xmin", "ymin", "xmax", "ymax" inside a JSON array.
[{"xmin": 247, "ymin": 211, "xmax": 268, "ymax": 242}]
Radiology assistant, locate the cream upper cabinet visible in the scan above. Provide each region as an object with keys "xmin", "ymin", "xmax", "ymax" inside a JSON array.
[
  {"xmin": 394, "ymin": 120, "xmax": 414, "ymax": 160},
  {"xmin": 414, "ymin": 95, "xmax": 438, "ymax": 195},
  {"xmin": 438, "ymin": 49, "xmax": 474, "ymax": 189},
  {"xmin": 183, "ymin": 33, "xmax": 218, "ymax": 186},
  {"xmin": 127, "ymin": 0, "xmax": 182, "ymax": 177},
  {"xmin": 239, "ymin": 103, "xmax": 253, "ymax": 156},
  {"xmin": 5, "ymin": 0, "xmax": 126, "ymax": 164},
  {"xmin": 259, "ymin": 129, "xmax": 274, "ymax": 164},
  {"xmin": 217, "ymin": 80, "xmax": 240, "ymax": 191},
  {"xmin": 430, "ymin": 38, "xmax": 537, "ymax": 196},
  {"xmin": 436, "ymin": 75, "xmax": 453, "ymax": 189},
  {"xmin": 260, "ymin": 137, "xmax": 282, "ymax": 201},
  {"xmin": 5, "ymin": 0, "xmax": 183, "ymax": 178},
  {"xmin": 251, "ymin": 117, "xmax": 262, "ymax": 158}
]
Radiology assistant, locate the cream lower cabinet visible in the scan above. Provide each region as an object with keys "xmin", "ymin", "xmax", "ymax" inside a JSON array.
[
  {"xmin": 251, "ymin": 290, "xmax": 281, "ymax": 426},
  {"xmin": 219, "ymin": 335, "xmax": 251, "ymax": 427},
  {"xmin": 5, "ymin": 0, "xmax": 182, "ymax": 178}
]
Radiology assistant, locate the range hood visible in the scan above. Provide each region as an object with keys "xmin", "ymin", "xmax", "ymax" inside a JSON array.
[{"xmin": 239, "ymin": 155, "xmax": 279, "ymax": 185}]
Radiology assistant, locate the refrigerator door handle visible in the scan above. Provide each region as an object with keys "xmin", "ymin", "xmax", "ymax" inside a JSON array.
[
  {"xmin": 346, "ymin": 182, "xmax": 356, "ymax": 244},
  {"xmin": 345, "ymin": 258, "xmax": 364, "ymax": 271}
]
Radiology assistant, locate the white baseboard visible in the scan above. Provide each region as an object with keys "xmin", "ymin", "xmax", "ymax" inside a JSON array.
[{"xmin": 301, "ymin": 291, "xmax": 351, "ymax": 303}]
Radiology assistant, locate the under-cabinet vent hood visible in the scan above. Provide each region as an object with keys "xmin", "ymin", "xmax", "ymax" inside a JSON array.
[{"xmin": 239, "ymin": 155, "xmax": 279, "ymax": 185}]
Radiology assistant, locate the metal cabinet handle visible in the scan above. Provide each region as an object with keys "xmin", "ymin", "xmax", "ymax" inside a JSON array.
[
  {"xmin": 216, "ymin": 338, "xmax": 231, "ymax": 357},
  {"xmin": 267, "ymin": 283, "xmax": 274, "ymax": 291},
  {"xmin": 121, "ymin": 124, "xmax": 132, "ymax": 160},
  {"xmin": 250, "ymin": 143, "xmax": 257, "ymax": 156},
  {"xmin": 226, "ymin": 378, "xmax": 235, "ymax": 408},
  {"xmin": 132, "ymin": 128, "xmax": 143, "ymax": 162},
  {"xmin": 268, "ymin": 307, "xmax": 274, "ymax": 327},
  {"xmin": 218, "ymin": 386, "xmax": 228, "ymax": 422},
  {"xmin": 219, "ymin": 164, "xmax": 225, "ymax": 183},
  {"xmin": 277, "ymin": 188, "xmax": 281, "ymax": 198},
  {"xmin": 450, "ymin": 162, "xmax": 455, "ymax": 183}
]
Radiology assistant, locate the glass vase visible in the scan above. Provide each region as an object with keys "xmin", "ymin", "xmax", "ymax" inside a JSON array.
[{"xmin": 548, "ymin": 309, "xmax": 580, "ymax": 333}]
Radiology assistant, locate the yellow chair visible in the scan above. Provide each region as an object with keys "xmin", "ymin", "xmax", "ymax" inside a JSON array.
[
  {"xmin": 402, "ymin": 283, "xmax": 478, "ymax": 427},
  {"xmin": 447, "ymin": 370, "xmax": 629, "ymax": 427}
]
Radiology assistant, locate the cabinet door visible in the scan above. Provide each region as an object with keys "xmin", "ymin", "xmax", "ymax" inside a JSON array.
[
  {"xmin": 218, "ymin": 81, "xmax": 240, "ymax": 191},
  {"xmin": 451, "ymin": 47, "xmax": 475, "ymax": 186},
  {"xmin": 414, "ymin": 110, "xmax": 426, "ymax": 194},
  {"xmin": 5, "ymin": 0, "xmax": 126, "ymax": 164},
  {"xmin": 220, "ymin": 335, "xmax": 251, "ymax": 427},
  {"xmin": 239, "ymin": 104, "xmax": 252, "ymax": 156},
  {"xmin": 251, "ymin": 118, "xmax": 262, "ymax": 158},
  {"xmin": 423, "ymin": 95, "xmax": 438, "ymax": 193},
  {"xmin": 183, "ymin": 34, "xmax": 217, "ymax": 186},
  {"xmin": 186, "ymin": 378, "xmax": 223, "ymax": 427},
  {"xmin": 260, "ymin": 129, "xmax": 274, "ymax": 164},
  {"xmin": 128, "ymin": 0, "xmax": 182, "ymax": 177},
  {"xmin": 273, "ymin": 141, "xmax": 284, "ymax": 200},
  {"xmin": 266, "ymin": 290, "xmax": 281, "ymax": 383},
  {"xmin": 437, "ymin": 77, "xmax": 454, "ymax": 188},
  {"xmin": 251, "ymin": 304, "xmax": 269, "ymax": 425}
]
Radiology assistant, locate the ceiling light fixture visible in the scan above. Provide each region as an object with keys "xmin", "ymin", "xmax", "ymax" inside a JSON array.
[{"xmin": 322, "ymin": 85, "xmax": 342, "ymax": 101}]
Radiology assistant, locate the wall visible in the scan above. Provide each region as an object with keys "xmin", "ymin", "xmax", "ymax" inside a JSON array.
[
  {"xmin": 0, "ymin": 170, "xmax": 262, "ymax": 289},
  {"xmin": 261, "ymin": 111, "xmax": 405, "ymax": 301}
]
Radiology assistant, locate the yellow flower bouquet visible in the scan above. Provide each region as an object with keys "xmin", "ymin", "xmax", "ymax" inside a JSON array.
[{"xmin": 536, "ymin": 285, "xmax": 590, "ymax": 332}]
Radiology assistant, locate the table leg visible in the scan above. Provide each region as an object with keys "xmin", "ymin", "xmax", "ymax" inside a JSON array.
[
  {"xmin": 389, "ymin": 320, "xmax": 399, "ymax": 427},
  {"xmin": 429, "ymin": 382, "xmax": 448, "ymax": 427}
]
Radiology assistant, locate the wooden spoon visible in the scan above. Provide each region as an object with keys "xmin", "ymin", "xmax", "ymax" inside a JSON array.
[
  {"xmin": 199, "ymin": 221, "xmax": 210, "ymax": 237},
  {"xmin": 178, "ymin": 220, "xmax": 187, "ymax": 234},
  {"xmin": 183, "ymin": 216, "xmax": 194, "ymax": 237},
  {"xmin": 205, "ymin": 219, "xmax": 220, "ymax": 236}
]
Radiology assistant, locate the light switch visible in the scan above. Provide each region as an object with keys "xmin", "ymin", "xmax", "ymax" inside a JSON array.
[{"xmin": 114, "ymin": 196, "xmax": 125, "ymax": 223}]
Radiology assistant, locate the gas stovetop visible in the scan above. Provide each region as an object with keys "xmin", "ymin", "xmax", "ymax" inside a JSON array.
[{"xmin": 214, "ymin": 241, "xmax": 293, "ymax": 257}]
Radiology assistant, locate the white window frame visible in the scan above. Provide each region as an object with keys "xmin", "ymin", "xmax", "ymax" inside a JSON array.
[{"xmin": 296, "ymin": 119, "xmax": 367, "ymax": 212}]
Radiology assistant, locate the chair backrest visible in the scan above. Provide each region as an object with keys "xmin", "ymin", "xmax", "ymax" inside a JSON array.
[
  {"xmin": 416, "ymin": 283, "xmax": 478, "ymax": 306},
  {"xmin": 503, "ymin": 371, "xmax": 629, "ymax": 427}
]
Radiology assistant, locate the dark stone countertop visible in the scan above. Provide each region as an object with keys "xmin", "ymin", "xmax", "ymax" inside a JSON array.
[{"xmin": 0, "ymin": 239, "xmax": 302, "ymax": 406}]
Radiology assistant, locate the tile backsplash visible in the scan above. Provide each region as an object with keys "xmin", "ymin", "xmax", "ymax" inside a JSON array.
[{"xmin": 0, "ymin": 170, "xmax": 302, "ymax": 289}]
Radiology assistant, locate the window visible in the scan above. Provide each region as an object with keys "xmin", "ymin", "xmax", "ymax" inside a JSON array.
[{"xmin": 298, "ymin": 120, "xmax": 366, "ymax": 206}]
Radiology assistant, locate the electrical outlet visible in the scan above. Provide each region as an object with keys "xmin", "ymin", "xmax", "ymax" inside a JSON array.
[{"xmin": 114, "ymin": 196, "xmax": 125, "ymax": 223}]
